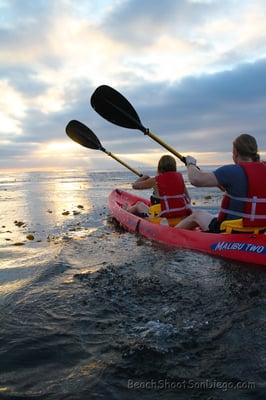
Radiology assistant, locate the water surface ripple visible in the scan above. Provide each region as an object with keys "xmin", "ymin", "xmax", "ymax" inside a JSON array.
[{"xmin": 0, "ymin": 170, "xmax": 265, "ymax": 399}]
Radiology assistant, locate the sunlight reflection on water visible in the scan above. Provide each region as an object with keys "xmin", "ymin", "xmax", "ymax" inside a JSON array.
[
  {"xmin": 0, "ymin": 169, "xmax": 265, "ymax": 400},
  {"xmin": 0, "ymin": 170, "xmax": 95, "ymax": 246}
]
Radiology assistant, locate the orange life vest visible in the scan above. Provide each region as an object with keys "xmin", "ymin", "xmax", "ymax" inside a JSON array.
[
  {"xmin": 217, "ymin": 162, "xmax": 266, "ymax": 227},
  {"xmin": 155, "ymin": 171, "xmax": 191, "ymax": 219}
]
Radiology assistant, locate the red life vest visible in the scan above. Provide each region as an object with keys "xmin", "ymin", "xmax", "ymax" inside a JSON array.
[
  {"xmin": 155, "ymin": 171, "xmax": 191, "ymax": 219},
  {"xmin": 217, "ymin": 162, "xmax": 266, "ymax": 227}
]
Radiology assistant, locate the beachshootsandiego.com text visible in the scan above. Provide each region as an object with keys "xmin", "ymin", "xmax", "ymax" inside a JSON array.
[{"xmin": 128, "ymin": 379, "xmax": 256, "ymax": 392}]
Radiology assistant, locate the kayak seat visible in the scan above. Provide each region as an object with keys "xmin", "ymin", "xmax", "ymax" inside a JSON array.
[
  {"xmin": 220, "ymin": 218, "xmax": 266, "ymax": 234},
  {"xmin": 148, "ymin": 204, "xmax": 182, "ymax": 227}
]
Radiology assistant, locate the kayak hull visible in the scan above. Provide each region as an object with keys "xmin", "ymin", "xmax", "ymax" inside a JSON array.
[{"xmin": 108, "ymin": 189, "xmax": 266, "ymax": 267}]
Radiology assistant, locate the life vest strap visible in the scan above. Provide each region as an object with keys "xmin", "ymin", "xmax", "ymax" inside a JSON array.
[
  {"xmin": 219, "ymin": 208, "xmax": 266, "ymax": 219},
  {"xmin": 158, "ymin": 193, "xmax": 190, "ymax": 216},
  {"xmin": 224, "ymin": 193, "xmax": 266, "ymax": 203},
  {"xmin": 159, "ymin": 204, "xmax": 191, "ymax": 217},
  {"xmin": 220, "ymin": 192, "xmax": 266, "ymax": 222},
  {"xmin": 157, "ymin": 194, "xmax": 188, "ymax": 199}
]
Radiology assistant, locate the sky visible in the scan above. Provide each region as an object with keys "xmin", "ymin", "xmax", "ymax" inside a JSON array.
[{"xmin": 0, "ymin": 0, "xmax": 266, "ymax": 171}]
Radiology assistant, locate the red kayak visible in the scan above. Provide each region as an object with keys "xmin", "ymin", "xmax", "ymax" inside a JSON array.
[{"xmin": 109, "ymin": 189, "xmax": 266, "ymax": 267}]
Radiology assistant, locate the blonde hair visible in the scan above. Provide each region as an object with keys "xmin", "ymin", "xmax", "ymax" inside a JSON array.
[
  {"xmin": 233, "ymin": 134, "xmax": 260, "ymax": 162},
  {"xmin": 157, "ymin": 155, "xmax": 177, "ymax": 173}
]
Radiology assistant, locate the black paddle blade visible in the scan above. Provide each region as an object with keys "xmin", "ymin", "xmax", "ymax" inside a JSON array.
[
  {"xmin": 65, "ymin": 120, "xmax": 103, "ymax": 150},
  {"xmin": 91, "ymin": 85, "xmax": 146, "ymax": 133}
]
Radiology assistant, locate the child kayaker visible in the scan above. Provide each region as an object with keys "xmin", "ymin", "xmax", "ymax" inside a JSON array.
[
  {"xmin": 125, "ymin": 155, "xmax": 192, "ymax": 223},
  {"xmin": 176, "ymin": 133, "xmax": 266, "ymax": 232}
]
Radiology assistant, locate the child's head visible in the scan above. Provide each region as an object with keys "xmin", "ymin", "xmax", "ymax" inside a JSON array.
[{"xmin": 157, "ymin": 155, "xmax": 177, "ymax": 173}]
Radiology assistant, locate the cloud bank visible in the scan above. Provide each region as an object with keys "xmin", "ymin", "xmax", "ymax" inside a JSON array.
[{"xmin": 0, "ymin": 0, "xmax": 265, "ymax": 170}]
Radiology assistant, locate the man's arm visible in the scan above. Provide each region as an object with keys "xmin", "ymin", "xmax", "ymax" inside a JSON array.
[
  {"xmin": 187, "ymin": 165, "xmax": 218, "ymax": 187},
  {"xmin": 185, "ymin": 156, "xmax": 219, "ymax": 187}
]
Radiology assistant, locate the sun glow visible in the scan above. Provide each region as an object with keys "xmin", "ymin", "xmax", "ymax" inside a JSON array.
[
  {"xmin": 31, "ymin": 140, "xmax": 92, "ymax": 167},
  {"xmin": 0, "ymin": 1, "xmax": 265, "ymax": 170},
  {"xmin": 35, "ymin": 140, "xmax": 84, "ymax": 156}
]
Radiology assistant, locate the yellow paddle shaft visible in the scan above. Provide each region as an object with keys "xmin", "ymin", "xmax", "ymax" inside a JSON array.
[
  {"xmin": 105, "ymin": 150, "xmax": 142, "ymax": 177},
  {"xmin": 146, "ymin": 129, "xmax": 185, "ymax": 164}
]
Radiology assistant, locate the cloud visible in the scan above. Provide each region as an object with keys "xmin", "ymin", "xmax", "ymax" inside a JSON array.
[
  {"xmin": 91, "ymin": 59, "xmax": 266, "ymax": 156},
  {"xmin": 102, "ymin": 0, "xmax": 215, "ymax": 46},
  {"xmin": 176, "ymin": 62, "xmax": 266, "ymax": 147},
  {"xmin": 0, "ymin": 0, "xmax": 265, "ymax": 170},
  {"xmin": 99, "ymin": 0, "xmax": 266, "ymax": 81},
  {"xmin": 0, "ymin": 66, "xmax": 50, "ymax": 96},
  {"xmin": 0, "ymin": 0, "xmax": 56, "ymax": 56},
  {"xmin": 2, "ymin": 58, "xmax": 266, "ymax": 169}
]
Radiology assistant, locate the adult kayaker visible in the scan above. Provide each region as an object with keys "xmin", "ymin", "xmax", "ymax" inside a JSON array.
[
  {"xmin": 125, "ymin": 154, "xmax": 192, "ymax": 221},
  {"xmin": 176, "ymin": 133, "xmax": 266, "ymax": 232}
]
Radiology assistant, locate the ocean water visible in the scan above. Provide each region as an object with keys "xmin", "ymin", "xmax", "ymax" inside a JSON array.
[{"xmin": 0, "ymin": 169, "xmax": 265, "ymax": 400}]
